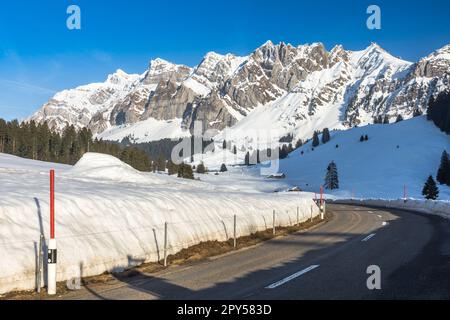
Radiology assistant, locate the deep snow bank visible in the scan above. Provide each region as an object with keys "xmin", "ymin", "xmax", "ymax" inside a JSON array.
[
  {"xmin": 65, "ymin": 152, "xmax": 166, "ymax": 185},
  {"xmin": 0, "ymin": 153, "xmax": 320, "ymax": 294},
  {"xmin": 330, "ymin": 199, "xmax": 450, "ymax": 220}
]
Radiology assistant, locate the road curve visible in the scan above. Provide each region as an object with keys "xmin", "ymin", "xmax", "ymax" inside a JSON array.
[{"xmin": 58, "ymin": 204, "xmax": 450, "ymax": 300}]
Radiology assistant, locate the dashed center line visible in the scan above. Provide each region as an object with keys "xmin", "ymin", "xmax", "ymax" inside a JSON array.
[
  {"xmin": 362, "ymin": 233, "xmax": 376, "ymax": 242},
  {"xmin": 265, "ymin": 265, "xmax": 320, "ymax": 289}
]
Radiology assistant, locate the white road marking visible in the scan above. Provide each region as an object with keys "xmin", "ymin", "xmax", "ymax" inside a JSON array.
[
  {"xmin": 265, "ymin": 265, "xmax": 320, "ymax": 289},
  {"xmin": 382, "ymin": 222, "xmax": 387, "ymax": 226},
  {"xmin": 362, "ymin": 233, "xmax": 376, "ymax": 242}
]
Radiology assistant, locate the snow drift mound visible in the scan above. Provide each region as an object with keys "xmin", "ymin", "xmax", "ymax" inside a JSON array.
[
  {"xmin": 66, "ymin": 153, "xmax": 159, "ymax": 184},
  {"xmin": 0, "ymin": 153, "xmax": 320, "ymax": 294}
]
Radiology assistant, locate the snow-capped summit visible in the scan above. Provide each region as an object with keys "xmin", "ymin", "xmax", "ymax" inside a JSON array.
[
  {"xmin": 106, "ymin": 69, "xmax": 141, "ymax": 86},
  {"xmin": 29, "ymin": 41, "xmax": 450, "ymax": 145},
  {"xmin": 411, "ymin": 44, "xmax": 450, "ymax": 78},
  {"xmin": 143, "ymin": 58, "xmax": 192, "ymax": 85},
  {"xmin": 350, "ymin": 43, "xmax": 412, "ymax": 78}
]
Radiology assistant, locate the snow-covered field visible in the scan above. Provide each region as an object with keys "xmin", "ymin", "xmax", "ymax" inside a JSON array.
[
  {"xmin": 0, "ymin": 153, "xmax": 319, "ymax": 294},
  {"xmin": 96, "ymin": 117, "xmax": 191, "ymax": 143},
  {"xmin": 230, "ymin": 116, "xmax": 449, "ymax": 200}
]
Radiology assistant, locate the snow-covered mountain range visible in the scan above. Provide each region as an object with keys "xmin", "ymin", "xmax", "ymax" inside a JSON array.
[{"xmin": 29, "ymin": 41, "xmax": 450, "ymax": 145}]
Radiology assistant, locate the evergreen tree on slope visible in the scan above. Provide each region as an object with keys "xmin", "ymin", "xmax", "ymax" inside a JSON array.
[
  {"xmin": 437, "ymin": 150, "xmax": 450, "ymax": 185},
  {"xmin": 422, "ymin": 175, "xmax": 439, "ymax": 200},
  {"xmin": 324, "ymin": 161, "xmax": 339, "ymax": 190}
]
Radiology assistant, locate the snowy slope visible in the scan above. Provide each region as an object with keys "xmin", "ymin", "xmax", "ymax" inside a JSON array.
[
  {"xmin": 197, "ymin": 117, "xmax": 450, "ymax": 199},
  {"xmin": 0, "ymin": 153, "xmax": 319, "ymax": 294},
  {"xmin": 274, "ymin": 116, "xmax": 450, "ymax": 200},
  {"xmin": 96, "ymin": 117, "xmax": 191, "ymax": 143}
]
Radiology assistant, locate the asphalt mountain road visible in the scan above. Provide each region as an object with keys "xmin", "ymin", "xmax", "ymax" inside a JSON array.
[{"xmin": 57, "ymin": 204, "xmax": 450, "ymax": 300}]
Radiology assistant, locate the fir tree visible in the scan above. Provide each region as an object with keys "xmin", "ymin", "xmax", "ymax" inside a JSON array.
[
  {"xmin": 312, "ymin": 131, "xmax": 320, "ymax": 147},
  {"xmin": 156, "ymin": 154, "xmax": 166, "ymax": 172},
  {"xmin": 422, "ymin": 175, "xmax": 439, "ymax": 200},
  {"xmin": 322, "ymin": 128, "xmax": 331, "ymax": 144},
  {"xmin": 220, "ymin": 163, "xmax": 228, "ymax": 172},
  {"xmin": 196, "ymin": 162, "xmax": 207, "ymax": 174},
  {"xmin": 396, "ymin": 114, "xmax": 404, "ymax": 123},
  {"xmin": 324, "ymin": 161, "xmax": 339, "ymax": 190},
  {"xmin": 244, "ymin": 151, "xmax": 250, "ymax": 166},
  {"xmin": 233, "ymin": 145, "xmax": 237, "ymax": 155},
  {"xmin": 383, "ymin": 115, "xmax": 390, "ymax": 124},
  {"xmin": 178, "ymin": 163, "xmax": 194, "ymax": 179},
  {"xmin": 0, "ymin": 118, "xmax": 152, "ymax": 172},
  {"xmin": 295, "ymin": 139, "xmax": 303, "ymax": 149},
  {"xmin": 437, "ymin": 150, "xmax": 450, "ymax": 185},
  {"xmin": 167, "ymin": 160, "xmax": 179, "ymax": 175}
]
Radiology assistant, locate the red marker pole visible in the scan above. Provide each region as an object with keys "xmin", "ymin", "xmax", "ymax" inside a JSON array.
[
  {"xmin": 48, "ymin": 170, "xmax": 57, "ymax": 295},
  {"xmin": 50, "ymin": 170, "xmax": 55, "ymax": 239}
]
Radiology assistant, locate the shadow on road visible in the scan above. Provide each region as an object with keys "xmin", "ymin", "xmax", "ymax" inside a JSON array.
[{"xmin": 78, "ymin": 205, "xmax": 450, "ymax": 300}]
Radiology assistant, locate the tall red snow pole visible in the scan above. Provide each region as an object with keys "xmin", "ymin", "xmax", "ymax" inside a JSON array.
[
  {"xmin": 48, "ymin": 170, "xmax": 57, "ymax": 295},
  {"xmin": 50, "ymin": 170, "xmax": 55, "ymax": 239}
]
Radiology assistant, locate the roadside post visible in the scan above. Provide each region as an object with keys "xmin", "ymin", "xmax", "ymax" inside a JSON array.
[
  {"xmin": 36, "ymin": 234, "xmax": 44, "ymax": 293},
  {"xmin": 164, "ymin": 222, "xmax": 168, "ymax": 267},
  {"xmin": 48, "ymin": 170, "xmax": 57, "ymax": 295},
  {"xmin": 233, "ymin": 215, "xmax": 237, "ymax": 248},
  {"xmin": 273, "ymin": 210, "xmax": 276, "ymax": 235}
]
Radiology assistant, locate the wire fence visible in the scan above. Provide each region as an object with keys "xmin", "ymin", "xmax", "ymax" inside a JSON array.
[{"xmin": 0, "ymin": 201, "xmax": 323, "ymax": 293}]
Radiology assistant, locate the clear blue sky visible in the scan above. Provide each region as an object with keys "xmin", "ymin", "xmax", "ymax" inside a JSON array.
[{"xmin": 1, "ymin": 0, "xmax": 449, "ymax": 120}]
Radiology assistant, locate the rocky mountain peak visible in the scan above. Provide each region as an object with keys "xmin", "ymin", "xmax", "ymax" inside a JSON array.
[
  {"xmin": 143, "ymin": 58, "xmax": 192, "ymax": 85},
  {"xmin": 106, "ymin": 69, "xmax": 139, "ymax": 86},
  {"xmin": 29, "ymin": 41, "xmax": 450, "ymax": 143},
  {"xmin": 329, "ymin": 45, "xmax": 350, "ymax": 66},
  {"xmin": 411, "ymin": 44, "xmax": 450, "ymax": 78}
]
